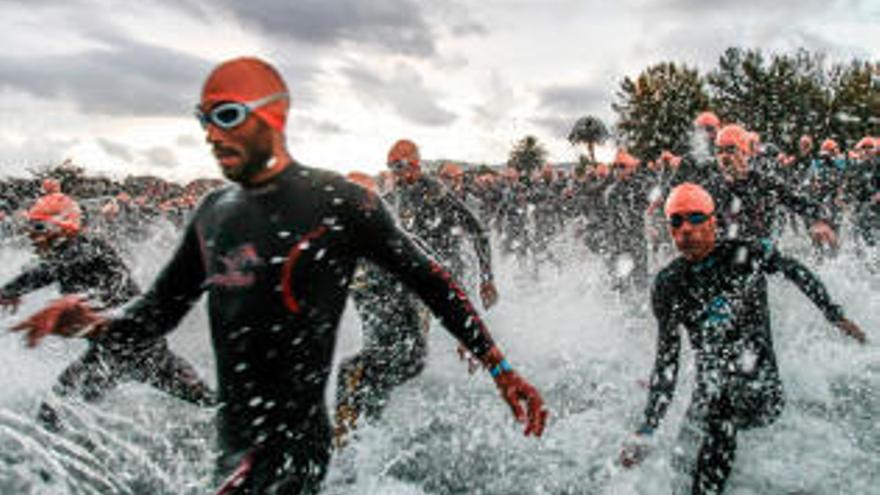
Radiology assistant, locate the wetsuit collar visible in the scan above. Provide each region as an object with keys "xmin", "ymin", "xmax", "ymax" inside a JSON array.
[
  {"xmin": 686, "ymin": 240, "xmax": 722, "ymax": 273},
  {"xmin": 243, "ymin": 158, "xmax": 293, "ymax": 188}
]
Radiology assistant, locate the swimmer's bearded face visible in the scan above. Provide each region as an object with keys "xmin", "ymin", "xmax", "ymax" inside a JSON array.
[{"xmin": 202, "ymin": 104, "xmax": 274, "ymax": 183}]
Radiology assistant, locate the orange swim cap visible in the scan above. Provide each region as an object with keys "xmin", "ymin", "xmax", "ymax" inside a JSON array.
[
  {"xmin": 201, "ymin": 57, "xmax": 289, "ymax": 131},
  {"xmin": 820, "ymin": 138, "xmax": 839, "ymax": 155},
  {"xmin": 613, "ymin": 149, "xmax": 639, "ymax": 169},
  {"xmin": 387, "ymin": 139, "xmax": 420, "ymax": 168},
  {"xmin": 28, "ymin": 193, "xmax": 82, "ymax": 234},
  {"xmin": 694, "ymin": 111, "xmax": 720, "ymax": 129},
  {"xmin": 855, "ymin": 136, "xmax": 874, "ymax": 150},
  {"xmin": 715, "ymin": 124, "xmax": 750, "ymax": 153},
  {"xmin": 42, "ymin": 178, "xmax": 61, "ymax": 194},
  {"xmin": 664, "ymin": 183, "xmax": 715, "ymax": 218},
  {"xmin": 439, "ymin": 162, "xmax": 464, "ymax": 178}
]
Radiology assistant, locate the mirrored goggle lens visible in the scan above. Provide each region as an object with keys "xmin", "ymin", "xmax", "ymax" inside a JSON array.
[
  {"xmin": 389, "ymin": 160, "xmax": 410, "ymax": 172},
  {"xmin": 669, "ymin": 212, "xmax": 710, "ymax": 228},
  {"xmin": 717, "ymin": 145, "xmax": 739, "ymax": 155},
  {"xmin": 195, "ymin": 102, "xmax": 249, "ymax": 130},
  {"xmin": 28, "ymin": 220, "xmax": 57, "ymax": 233}
]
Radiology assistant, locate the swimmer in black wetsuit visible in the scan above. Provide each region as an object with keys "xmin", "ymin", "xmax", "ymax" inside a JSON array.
[
  {"xmin": 11, "ymin": 57, "xmax": 548, "ymax": 495},
  {"xmin": 0, "ymin": 191, "xmax": 214, "ymax": 432},
  {"xmin": 707, "ymin": 125, "xmax": 837, "ymax": 247},
  {"xmin": 385, "ymin": 138, "xmax": 498, "ymax": 306},
  {"xmin": 619, "ymin": 183, "xmax": 865, "ymax": 495},
  {"xmin": 333, "ymin": 172, "xmax": 431, "ymax": 445},
  {"xmin": 335, "ymin": 141, "xmax": 500, "ymax": 443}
]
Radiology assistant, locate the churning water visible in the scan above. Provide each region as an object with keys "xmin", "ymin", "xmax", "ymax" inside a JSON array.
[{"xmin": 0, "ymin": 222, "xmax": 877, "ymax": 494}]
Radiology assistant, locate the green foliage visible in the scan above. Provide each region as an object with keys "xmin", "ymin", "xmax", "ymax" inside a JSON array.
[
  {"xmin": 613, "ymin": 62, "xmax": 709, "ymax": 161},
  {"xmin": 707, "ymin": 48, "xmax": 832, "ymax": 152},
  {"xmin": 828, "ymin": 60, "xmax": 879, "ymax": 146},
  {"xmin": 507, "ymin": 135, "xmax": 547, "ymax": 180},
  {"xmin": 614, "ymin": 47, "xmax": 878, "ymax": 157}
]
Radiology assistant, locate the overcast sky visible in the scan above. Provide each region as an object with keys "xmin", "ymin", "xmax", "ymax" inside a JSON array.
[{"xmin": 0, "ymin": 0, "xmax": 876, "ymax": 182}]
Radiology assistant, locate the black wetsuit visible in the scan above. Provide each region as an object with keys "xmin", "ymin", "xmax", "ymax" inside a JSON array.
[
  {"xmin": 643, "ymin": 239, "xmax": 845, "ymax": 494},
  {"xmin": 389, "ymin": 174, "xmax": 493, "ymax": 284},
  {"xmin": 530, "ymin": 179, "xmax": 565, "ymax": 268},
  {"xmin": 336, "ymin": 174, "xmax": 496, "ymax": 439},
  {"xmin": 96, "ymin": 164, "xmax": 496, "ymax": 494},
  {"xmin": 0, "ymin": 235, "xmax": 214, "ymax": 430},
  {"xmin": 335, "ymin": 260, "xmax": 429, "ymax": 435},
  {"xmin": 576, "ymin": 175, "xmax": 612, "ymax": 255},
  {"xmin": 603, "ymin": 170, "xmax": 651, "ymax": 291},
  {"xmin": 496, "ymin": 180, "xmax": 531, "ymax": 262},
  {"xmin": 706, "ymin": 170, "xmax": 829, "ymax": 242},
  {"xmin": 845, "ymin": 157, "xmax": 879, "ymax": 247}
]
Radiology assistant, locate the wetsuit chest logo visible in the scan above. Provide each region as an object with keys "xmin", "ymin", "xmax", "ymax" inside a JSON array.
[
  {"xmin": 208, "ymin": 243, "xmax": 264, "ymax": 288},
  {"xmin": 701, "ymin": 295, "xmax": 734, "ymax": 331}
]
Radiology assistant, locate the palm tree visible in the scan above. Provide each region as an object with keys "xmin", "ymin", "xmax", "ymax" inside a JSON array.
[{"xmin": 568, "ymin": 115, "xmax": 609, "ymax": 163}]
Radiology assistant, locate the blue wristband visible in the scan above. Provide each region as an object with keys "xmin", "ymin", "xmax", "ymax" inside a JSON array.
[
  {"xmin": 636, "ymin": 424, "xmax": 654, "ymax": 436},
  {"xmin": 489, "ymin": 358, "xmax": 513, "ymax": 377}
]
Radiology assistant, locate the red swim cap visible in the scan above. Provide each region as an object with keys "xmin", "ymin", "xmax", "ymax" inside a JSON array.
[
  {"xmin": 664, "ymin": 183, "xmax": 714, "ymax": 218},
  {"xmin": 387, "ymin": 139, "xmax": 420, "ymax": 168},
  {"xmin": 42, "ymin": 178, "xmax": 61, "ymax": 194},
  {"xmin": 613, "ymin": 149, "xmax": 639, "ymax": 169},
  {"xmin": 28, "ymin": 193, "xmax": 82, "ymax": 234},
  {"xmin": 439, "ymin": 162, "xmax": 464, "ymax": 178},
  {"xmin": 715, "ymin": 124, "xmax": 750, "ymax": 153},
  {"xmin": 855, "ymin": 136, "xmax": 875, "ymax": 151},
  {"xmin": 694, "ymin": 111, "xmax": 720, "ymax": 129},
  {"xmin": 201, "ymin": 57, "xmax": 289, "ymax": 131},
  {"xmin": 820, "ymin": 138, "xmax": 839, "ymax": 155}
]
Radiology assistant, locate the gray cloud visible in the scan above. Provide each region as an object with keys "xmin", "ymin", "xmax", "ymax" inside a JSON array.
[
  {"xmin": 628, "ymin": 0, "xmax": 874, "ymax": 68},
  {"xmin": 538, "ymin": 84, "xmax": 607, "ymax": 114},
  {"xmin": 342, "ymin": 62, "xmax": 457, "ymax": 126},
  {"xmin": 97, "ymin": 138, "xmax": 134, "ymax": 162},
  {"xmin": 0, "ymin": 135, "xmax": 78, "ymax": 177},
  {"xmin": 645, "ymin": 0, "xmax": 831, "ymax": 15},
  {"xmin": 143, "ymin": 146, "xmax": 178, "ymax": 168},
  {"xmin": 0, "ymin": 25, "xmax": 213, "ymax": 117},
  {"xmin": 471, "ymin": 71, "xmax": 515, "ymax": 127},
  {"xmin": 300, "ymin": 117, "xmax": 345, "ymax": 135},
  {"xmin": 180, "ymin": 0, "xmax": 440, "ymax": 58},
  {"xmin": 530, "ymin": 116, "xmax": 576, "ymax": 139},
  {"xmin": 531, "ymin": 83, "xmax": 612, "ymax": 137}
]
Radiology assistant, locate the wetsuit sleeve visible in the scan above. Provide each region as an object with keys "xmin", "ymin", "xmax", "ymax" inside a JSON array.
[
  {"xmin": 642, "ymin": 274, "xmax": 682, "ymax": 430},
  {"xmin": 757, "ymin": 242, "xmax": 844, "ymax": 323},
  {"xmin": 0, "ymin": 262, "xmax": 56, "ymax": 299},
  {"xmin": 99, "ymin": 219, "xmax": 207, "ymax": 346},
  {"xmin": 440, "ymin": 187, "xmax": 493, "ymax": 279},
  {"xmin": 93, "ymin": 256, "xmax": 140, "ymax": 309},
  {"xmin": 346, "ymin": 187, "xmax": 495, "ymax": 357}
]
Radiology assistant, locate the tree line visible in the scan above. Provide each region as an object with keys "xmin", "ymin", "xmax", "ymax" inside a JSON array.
[{"xmin": 510, "ymin": 47, "xmax": 877, "ymax": 176}]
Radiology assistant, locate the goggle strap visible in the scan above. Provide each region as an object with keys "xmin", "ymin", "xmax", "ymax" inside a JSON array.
[{"xmin": 244, "ymin": 92, "xmax": 289, "ymax": 110}]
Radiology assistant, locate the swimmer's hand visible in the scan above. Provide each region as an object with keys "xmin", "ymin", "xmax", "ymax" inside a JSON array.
[
  {"xmin": 481, "ymin": 346, "xmax": 548, "ymax": 437},
  {"xmin": 10, "ymin": 295, "xmax": 106, "ymax": 347},
  {"xmin": 835, "ymin": 317, "xmax": 866, "ymax": 344},
  {"xmin": 619, "ymin": 428, "xmax": 654, "ymax": 468}
]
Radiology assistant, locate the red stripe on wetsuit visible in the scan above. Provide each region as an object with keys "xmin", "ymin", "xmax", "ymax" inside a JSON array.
[{"xmin": 281, "ymin": 226, "xmax": 329, "ymax": 313}]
